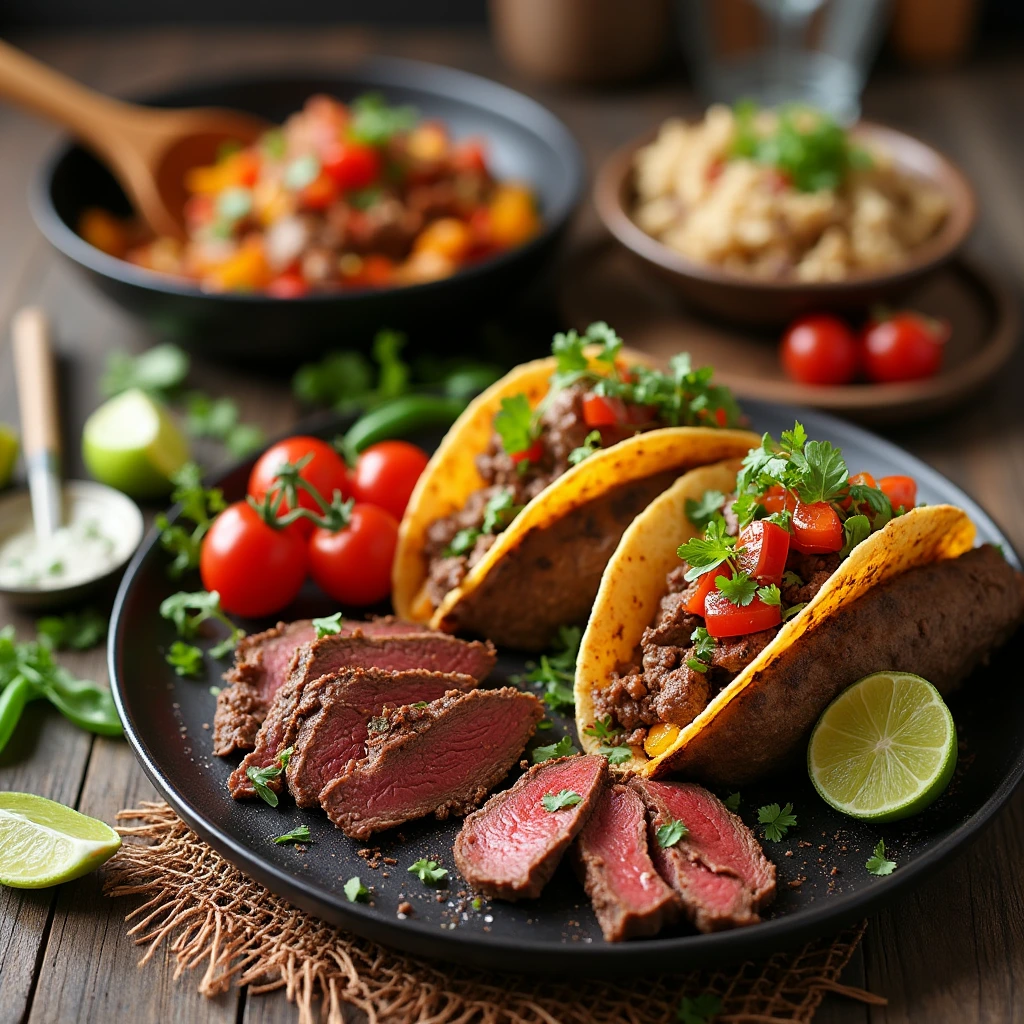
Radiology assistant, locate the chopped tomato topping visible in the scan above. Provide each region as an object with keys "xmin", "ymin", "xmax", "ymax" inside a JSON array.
[
  {"xmin": 704, "ymin": 589, "xmax": 782, "ymax": 638},
  {"xmin": 879, "ymin": 475, "xmax": 917, "ymax": 512},
  {"xmin": 266, "ymin": 272, "xmax": 309, "ymax": 298},
  {"xmin": 762, "ymin": 485, "xmax": 796, "ymax": 516},
  {"xmin": 300, "ymin": 171, "xmax": 338, "ymax": 210},
  {"xmin": 322, "ymin": 140, "xmax": 380, "ymax": 191},
  {"xmin": 582, "ymin": 393, "xmax": 625, "ymax": 428},
  {"xmin": 451, "ymin": 139, "xmax": 488, "ymax": 175},
  {"xmin": 684, "ymin": 566, "xmax": 732, "ymax": 617},
  {"xmin": 510, "ymin": 439, "xmax": 544, "ymax": 466},
  {"xmin": 792, "ymin": 500, "xmax": 843, "ymax": 554},
  {"xmin": 738, "ymin": 520, "xmax": 790, "ymax": 584}
]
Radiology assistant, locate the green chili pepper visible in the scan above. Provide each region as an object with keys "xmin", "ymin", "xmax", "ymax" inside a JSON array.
[
  {"xmin": 39, "ymin": 674, "xmax": 122, "ymax": 736},
  {"xmin": 0, "ymin": 677, "xmax": 35, "ymax": 754},
  {"xmin": 338, "ymin": 394, "xmax": 468, "ymax": 461}
]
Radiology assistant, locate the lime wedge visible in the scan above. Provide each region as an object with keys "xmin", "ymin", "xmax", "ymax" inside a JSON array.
[
  {"xmin": 808, "ymin": 671, "xmax": 957, "ymax": 822},
  {"xmin": 0, "ymin": 424, "xmax": 18, "ymax": 488},
  {"xmin": 0, "ymin": 792, "xmax": 121, "ymax": 888},
  {"xmin": 82, "ymin": 388, "xmax": 189, "ymax": 498}
]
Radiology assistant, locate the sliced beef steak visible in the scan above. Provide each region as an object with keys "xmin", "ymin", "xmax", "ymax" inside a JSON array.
[
  {"xmin": 572, "ymin": 784, "xmax": 680, "ymax": 941},
  {"xmin": 320, "ymin": 688, "xmax": 544, "ymax": 838},
  {"xmin": 454, "ymin": 755, "xmax": 607, "ymax": 901},
  {"xmin": 228, "ymin": 631, "xmax": 496, "ymax": 800},
  {"xmin": 286, "ymin": 668, "xmax": 477, "ymax": 807},
  {"xmin": 630, "ymin": 779, "xmax": 775, "ymax": 932},
  {"xmin": 213, "ymin": 617, "xmax": 427, "ymax": 755}
]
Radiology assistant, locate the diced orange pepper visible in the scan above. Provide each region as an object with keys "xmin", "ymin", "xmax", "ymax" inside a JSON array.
[
  {"xmin": 205, "ymin": 237, "xmax": 273, "ymax": 292},
  {"xmin": 488, "ymin": 184, "xmax": 540, "ymax": 248},
  {"xmin": 413, "ymin": 217, "xmax": 472, "ymax": 261},
  {"xmin": 644, "ymin": 722, "xmax": 681, "ymax": 758},
  {"xmin": 79, "ymin": 208, "xmax": 129, "ymax": 258},
  {"xmin": 406, "ymin": 121, "xmax": 449, "ymax": 162}
]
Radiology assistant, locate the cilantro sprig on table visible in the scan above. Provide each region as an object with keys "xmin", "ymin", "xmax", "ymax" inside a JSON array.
[{"xmin": 154, "ymin": 463, "xmax": 227, "ymax": 578}]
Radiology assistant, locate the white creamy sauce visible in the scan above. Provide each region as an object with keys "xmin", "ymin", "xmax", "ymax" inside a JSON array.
[{"xmin": 0, "ymin": 514, "xmax": 117, "ymax": 590}]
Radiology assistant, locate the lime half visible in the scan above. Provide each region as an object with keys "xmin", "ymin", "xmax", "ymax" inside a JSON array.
[
  {"xmin": 0, "ymin": 792, "xmax": 121, "ymax": 888},
  {"xmin": 808, "ymin": 671, "xmax": 957, "ymax": 822},
  {"xmin": 82, "ymin": 388, "xmax": 189, "ymax": 499}
]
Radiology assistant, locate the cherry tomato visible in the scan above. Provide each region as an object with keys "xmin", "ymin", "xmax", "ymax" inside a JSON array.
[
  {"xmin": 792, "ymin": 500, "xmax": 843, "ymax": 554},
  {"xmin": 582, "ymin": 393, "xmax": 624, "ymax": 427},
  {"xmin": 780, "ymin": 315, "xmax": 859, "ymax": 386},
  {"xmin": 200, "ymin": 502, "xmax": 308, "ymax": 617},
  {"xmin": 323, "ymin": 140, "xmax": 381, "ymax": 191},
  {"xmin": 350, "ymin": 441, "xmax": 430, "ymax": 521},
  {"xmin": 684, "ymin": 566, "xmax": 732, "ymax": 617},
  {"xmin": 762, "ymin": 485, "xmax": 797, "ymax": 516},
  {"xmin": 266, "ymin": 272, "xmax": 309, "ymax": 298},
  {"xmin": 879, "ymin": 475, "xmax": 917, "ymax": 512},
  {"xmin": 510, "ymin": 439, "xmax": 544, "ymax": 466},
  {"xmin": 860, "ymin": 312, "xmax": 948, "ymax": 383},
  {"xmin": 248, "ymin": 436, "xmax": 350, "ymax": 538},
  {"xmin": 308, "ymin": 503, "xmax": 399, "ymax": 606},
  {"xmin": 704, "ymin": 589, "xmax": 782, "ymax": 638},
  {"xmin": 738, "ymin": 520, "xmax": 791, "ymax": 584}
]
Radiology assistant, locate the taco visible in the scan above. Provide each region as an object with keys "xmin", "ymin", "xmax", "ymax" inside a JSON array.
[
  {"xmin": 392, "ymin": 323, "xmax": 760, "ymax": 650},
  {"xmin": 576, "ymin": 424, "xmax": 1024, "ymax": 785}
]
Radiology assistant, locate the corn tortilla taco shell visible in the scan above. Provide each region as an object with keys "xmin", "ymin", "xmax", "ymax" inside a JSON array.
[
  {"xmin": 392, "ymin": 349, "xmax": 759, "ymax": 650},
  {"xmin": 576, "ymin": 460, "xmax": 978, "ymax": 784}
]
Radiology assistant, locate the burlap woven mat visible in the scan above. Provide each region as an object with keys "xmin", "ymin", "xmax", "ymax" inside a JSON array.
[{"xmin": 103, "ymin": 802, "xmax": 884, "ymax": 1024}]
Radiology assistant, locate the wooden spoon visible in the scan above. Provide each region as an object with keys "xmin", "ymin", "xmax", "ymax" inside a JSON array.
[{"xmin": 0, "ymin": 39, "xmax": 269, "ymax": 239}]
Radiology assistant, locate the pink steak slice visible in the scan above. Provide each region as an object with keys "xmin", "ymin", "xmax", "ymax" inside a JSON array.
[
  {"xmin": 454, "ymin": 754, "xmax": 607, "ymax": 901},
  {"xmin": 320, "ymin": 687, "xmax": 544, "ymax": 839}
]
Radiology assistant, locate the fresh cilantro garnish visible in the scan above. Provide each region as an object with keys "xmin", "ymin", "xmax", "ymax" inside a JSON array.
[
  {"xmin": 782, "ymin": 570, "xmax": 804, "ymax": 588},
  {"xmin": 656, "ymin": 817, "xmax": 689, "ymax": 848},
  {"xmin": 166, "ymin": 641, "xmax": 204, "ymax": 678},
  {"xmin": 865, "ymin": 839, "xmax": 896, "ymax": 876},
  {"xmin": 685, "ymin": 490, "xmax": 726, "ymax": 529},
  {"xmin": 344, "ymin": 876, "xmax": 369, "ymax": 902},
  {"xmin": 481, "ymin": 488, "xmax": 523, "ymax": 534},
  {"xmin": 782, "ymin": 601, "xmax": 807, "ymax": 621},
  {"xmin": 245, "ymin": 747, "xmax": 294, "ymax": 807},
  {"xmin": 715, "ymin": 571, "xmax": 758, "ymax": 607},
  {"xmin": 472, "ymin": 896, "xmax": 483, "ymax": 911},
  {"xmin": 685, "ymin": 626, "xmax": 716, "ymax": 674},
  {"xmin": 846, "ymin": 482, "xmax": 893, "ymax": 523},
  {"xmin": 550, "ymin": 327, "xmax": 592, "ymax": 390},
  {"xmin": 408, "ymin": 859, "xmax": 448, "ymax": 884},
  {"xmin": 599, "ymin": 744, "xmax": 633, "ymax": 765},
  {"xmin": 159, "ymin": 590, "xmax": 244, "ymax": 659},
  {"xmin": 584, "ymin": 716, "xmax": 622, "ymax": 741},
  {"xmin": 349, "ymin": 92, "xmax": 417, "ymax": 145},
  {"xmin": 36, "ymin": 608, "xmax": 106, "ymax": 651},
  {"xmin": 723, "ymin": 792, "xmax": 741, "ymax": 812},
  {"xmin": 531, "ymin": 735, "xmax": 578, "ymax": 763},
  {"xmin": 494, "ymin": 393, "xmax": 537, "ymax": 457},
  {"xmin": 758, "ymin": 802, "xmax": 797, "ymax": 842},
  {"xmin": 791, "ymin": 439, "xmax": 849, "ymax": 504},
  {"xmin": 840, "ymin": 514, "xmax": 871, "ymax": 558},
  {"xmin": 677, "ymin": 518, "xmax": 739, "ymax": 582},
  {"xmin": 313, "ymin": 612, "xmax": 344, "ymax": 638},
  {"xmin": 274, "ymin": 825, "xmax": 311, "ymax": 845},
  {"xmin": 568, "ymin": 430, "xmax": 602, "ymax": 466},
  {"xmin": 101, "ymin": 343, "xmax": 189, "ymax": 400},
  {"xmin": 541, "ymin": 789, "xmax": 582, "ymax": 811},
  {"xmin": 410, "ymin": 701, "xmax": 429, "ymax": 709},
  {"xmin": 154, "ymin": 462, "xmax": 227, "ymax": 578},
  {"xmin": 677, "ymin": 993, "xmax": 722, "ymax": 1024},
  {"xmin": 757, "ymin": 583, "xmax": 782, "ymax": 606},
  {"xmin": 514, "ymin": 625, "xmax": 581, "ymax": 712},
  {"xmin": 444, "ymin": 527, "xmax": 480, "ymax": 558}
]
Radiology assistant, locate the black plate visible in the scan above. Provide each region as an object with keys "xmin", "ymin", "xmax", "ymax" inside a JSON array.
[
  {"xmin": 31, "ymin": 60, "xmax": 584, "ymax": 359},
  {"xmin": 109, "ymin": 401, "xmax": 1024, "ymax": 975}
]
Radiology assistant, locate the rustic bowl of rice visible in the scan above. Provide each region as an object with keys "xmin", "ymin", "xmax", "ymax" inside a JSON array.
[{"xmin": 594, "ymin": 105, "xmax": 976, "ymax": 327}]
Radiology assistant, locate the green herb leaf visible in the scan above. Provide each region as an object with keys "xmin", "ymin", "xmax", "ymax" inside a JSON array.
[
  {"xmin": 716, "ymin": 571, "xmax": 758, "ymax": 607},
  {"xmin": 677, "ymin": 519, "xmax": 738, "ymax": 582},
  {"xmin": 685, "ymin": 490, "xmax": 726, "ymax": 529},
  {"xmin": 840, "ymin": 514, "xmax": 871, "ymax": 558},
  {"xmin": 656, "ymin": 817, "xmax": 689, "ymax": 848},
  {"xmin": 166, "ymin": 641, "xmax": 204, "ymax": 678},
  {"xmin": 159, "ymin": 590, "xmax": 244, "ymax": 656},
  {"xmin": 245, "ymin": 746, "xmax": 294, "ymax": 808},
  {"xmin": 313, "ymin": 612, "xmax": 345, "ymax": 638},
  {"xmin": 541, "ymin": 789, "xmax": 582, "ymax": 811},
  {"xmin": 583, "ymin": 716, "xmax": 622, "ymax": 741},
  {"xmin": 155, "ymin": 462, "xmax": 226, "ymax": 578},
  {"xmin": 513, "ymin": 625, "xmax": 581, "ymax": 712},
  {"xmin": 274, "ymin": 825, "xmax": 312, "ymax": 845},
  {"xmin": 568, "ymin": 429, "xmax": 602, "ymax": 466},
  {"xmin": 781, "ymin": 570, "xmax": 804, "ymax": 589},
  {"xmin": 444, "ymin": 527, "xmax": 480, "ymax": 558},
  {"xmin": 293, "ymin": 350, "xmax": 375, "ymax": 410},
  {"xmin": 723, "ymin": 792, "xmax": 741, "ymax": 812},
  {"xmin": 407, "ymin": 858, "xmax": 448, "ymax": 884},
  {"xmin": 677, "ymin": 993, "xmax": 722, "ymax": 1024},
  {"xmin": 344, "ymin": 876, "xmax": 370, "ymax": 902},
  {"xmin": 792, "ymin": 439, "xmax": 849, "ymax": 505},
  {"xmin": 481, "ymin": 488, "xmax": 523, "ymax": 535},
  {"xmin": 782, "ymin": 601, "xmax": 807, "ymax": 622},
  {"xmin": 599, "ymin": 744, "xmax": 633, "ymax": 765},
  {"xmin": 757, "ymin": 583, "xmax": 782, "ymax": 606},
  {"xmin": 685, "ymin": 626, "xmax": 717, "ymax": 674},
  {"xmin": 100, "ymin": 343, "xmax": 189, "ymax": 400},
  {"xmin": 865, "ymin": 839, "xmax": 896, "ymax": 876},
  {"xmin": 531, "ymin": 735, "xmax": 577, "ymax": 764},
  {"xmin": 758, "ymin": 801, "xmax": 797, "ymax": 842},
  {"xmin": 349, "ymin": 92, "xmax": 417, "ymax": 146},
  {"xmin": 183, "ymin": 391, "xmax": 265, "ymax": 456},
  {"xmin": 284, "ymin": 153, "xmax": 320, "ymax": 191},
  {"xmin": 36, "ymin": 608, "xmax": 107, "ymax": 651},
  {"xmin": 493, "ymin": 393, "xmax": 536, "ymax": 456}
]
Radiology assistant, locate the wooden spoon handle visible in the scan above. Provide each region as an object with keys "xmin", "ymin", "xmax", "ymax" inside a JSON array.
[
  {"xmin": 12, "ymin": 307, "xmax": 60, "ymax": 463},
  {"xmin": 0, "ymin": 38, "xmax": 127, "ymax": 148}
]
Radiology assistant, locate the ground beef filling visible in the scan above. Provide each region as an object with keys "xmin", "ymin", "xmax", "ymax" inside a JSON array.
[
  {"xmin": 595, "ymin": 549, "xmax": 843, "ymax": 747},
  {"xmin": 423, "ymin": 383, "xmax": 659, "ymax": 606}
]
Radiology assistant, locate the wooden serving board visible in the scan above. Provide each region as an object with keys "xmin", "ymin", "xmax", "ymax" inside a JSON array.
[{"xmin": 559, "ymin": 242, "xmax": 1019, "ymax": 425}]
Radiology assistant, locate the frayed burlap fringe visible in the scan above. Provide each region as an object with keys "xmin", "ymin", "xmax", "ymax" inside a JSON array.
[{"xmin": 104, "ymin": 802, "xmax": 883, "ymax": 1024}]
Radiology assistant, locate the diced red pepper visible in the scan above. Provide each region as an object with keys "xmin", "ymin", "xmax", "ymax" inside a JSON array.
[
  {"xmin": 684, "ymin": 565, "xmax": 732, "ymax": 617},
  {"xmin": 879, "ymin": 475, "xmax": 916, "ymax": 512},
  {"xmin": 704, "ymin": 589, "xmax": 782, "ymax": 638},
  {"xmin": 510, "ymin": 439, "xmax": 544, "ymax": 466},
  {"xmin": 792, "ymin": 500, "xmax": 843, "ymax": 554},
  {"xmin": 451, "ymin": 139, "xmax": 488, "ymax": 175},
  {"xmin": 738, "ymin": 520, "xmax": 790, "ymax": 584},
  {"xmin": 300, "ymin": 171, "xmax": 339, "ymax": 210},
  {"xmin": 323, "ymin": 140, "xmax": 381, "ymax": 191},
  {"xmin": 266, "ymin": 272, "xmax": 309, "ymax": 298},
  {"xmin": 582, "ymin": 393, "xmax": 625, "ymax": 428},
  {"xmin": 762, "ymin": 485, "xmax": 797, "ymax": 516}
]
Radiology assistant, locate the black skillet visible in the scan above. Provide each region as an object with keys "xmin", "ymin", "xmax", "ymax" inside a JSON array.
[{"xmin": 108, "ymin": 400, "xmax": 1024, "ymax": 975}]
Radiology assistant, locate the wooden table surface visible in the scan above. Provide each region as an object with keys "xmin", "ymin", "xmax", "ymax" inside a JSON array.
[{"xmin": 1, "ymin": 26, "xmax": 1022, "ymax": 1024}]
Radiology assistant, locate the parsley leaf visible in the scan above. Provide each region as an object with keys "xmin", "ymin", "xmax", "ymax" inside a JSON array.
[
  {"xmin": 245, "ymin": 747, "xmax": 294, "ymax": 807},
  {"xmin": 685, "ymin": 490, "xmax": 726, "ymax": 529},
  {"xmin": 840, "ymin": 514, "xmax": 871, "ymax": 558},
  {"xmin": 313, "ymin": 612, "xmax": 344, "ymax": 638},
  {"xmin": 274, "ymin": 825, "xmax": 311, "ymax": 845},
  {"xmin": 166, "ymin": 641, "xmax": 204, "ymax": 677},
  {"xmin": 159, "ymin": 590, "xmax": 244, "ymax": 657},
  {"xmin": 408, "ymin": 859, "xmax": 448, "ymax": 884},
  {"xmin": 677, "ymin": 993, "xmax": 722, "ymax": 1024},
  {"xmin": 344, "ymin": 876, "xmax": 369, "ymax": 902},
  {"xmin": 542, "ymin": 789, "xmax": 583, "ymax": 811},
  {"xmin": 792, "ymin": 439, "xmax": 848, "ymax": 504},
  {"xmin": 599, "ymin": 744, "xmax": 633, "ymax": 765},
  {"xmin": 568, "ymin": 429, "xmax": 602, "ymax": 466},
  {"xmin": 715, "ymin": 571, "xmax": 758, "ymax": 607},
  {"xmin": 531, "ymin": 735, "xmax": 578, "ymax": 763},
  {"xmin": 677, "ymin": 519, "xmax": 739, "ymax": 582},
  {"xmin": 481, "ymin": 488, "xmax": 523, "ymax": 534},
  {"xmin": 723, "ymin": 792, "xmax": 741, "ymax": 812},
  {"xmin": 349, "ymin": 92, "xmax": 417, "ymax": 146},
  {"xmin": 782, "ymin": 570, "xmax": 804, "ymax": 588},
  {"xmin": 865, "ymin": 839, "xmax": 896, "ymax": 876},
  {"xmin": 493, "ymin": 393, "xmax": 536, "ymax": 456},
  {"xmin": 550, "ymin": 328, "xmax": 591, "ymax": 390},
  {"xmin": 757, "ymin": 583, "xmax": 782, "ymax": 606},
  {"xmin": 656, "ymin": 817, "xmax": 690, "ymax": 848},
  {"xmin": 758, "ymin": 801, "xmax": 797, "ymax": 842},
  {"xmin": 101, "ymin": 343, "xmax": 189, "ymax": 400},
  {"xmin": 685, "ymin": 626, "xmax": 716, "ymax": 674},
  {"xmin": 154, "ymin": 462, "xmax": 227, "ymax": 578},
  {"xmin": 514, "ymin": 625, "xmax": 581, "ymax": 712},
  {"xmin": 444, "ymin": 527, "xmax": 480, "ymax": 558},
  {"xmin": 782, "ymin": 601, "xmax": 807, "ymax": 621},
  {"xmin": 36, "ymin": 608, "xmax": 107, "ymax": 651},
  {"xmin": 584, "ymin": 716, "xmax": 622, "ymax": 741}
]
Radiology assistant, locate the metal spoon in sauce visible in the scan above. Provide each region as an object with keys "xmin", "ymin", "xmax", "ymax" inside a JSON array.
[{"xmin": 0, "ymin": 308, "xmax": 144, "ymax": 609}]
